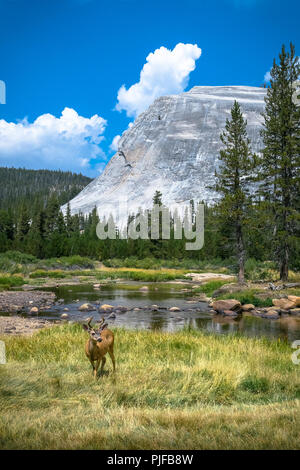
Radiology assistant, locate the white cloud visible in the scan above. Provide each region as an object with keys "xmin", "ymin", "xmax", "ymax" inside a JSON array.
[
  {"xmin": 0, "ymin": 107, "xmax": 107, "ymax": 176},
  {"xmin": 116, "ymin": 43, "xmax": 202, "ymax": 118},
  {"xmin": 264, "ymin": 70, "xmax": 271, "ymax": 82},
  {"xmin": 110, "ymin": 134, "xmax": 121, "ymax": 152}
]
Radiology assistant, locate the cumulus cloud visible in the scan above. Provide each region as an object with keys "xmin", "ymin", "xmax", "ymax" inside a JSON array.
[
  {"xmin": 116, "ymin": 43, "xmax": 202, "ymax": 118},
  {"xmin": 0, "ymin": 108, "xmax": 107, "ymax": 176},
  {"xmin": 264, "ymin": 70, "xmax": 271, "ymax": 82},
  {"xmin": 110, "ymin": 134, "xmax": 121, "ymax": 152}
]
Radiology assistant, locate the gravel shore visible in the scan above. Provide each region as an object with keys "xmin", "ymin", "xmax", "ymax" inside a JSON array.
[{"xmin": 0, "ymin": 316, "xmax": 57, "ymax": 336}]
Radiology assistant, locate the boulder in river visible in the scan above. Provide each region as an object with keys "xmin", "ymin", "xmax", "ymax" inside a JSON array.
[
  {"xmin": 262, "ymin": 309, "xmax": 280, "ymax": 319},
  {"xmin": 222, "ymin": 310, "xmax": 239, "ymax": 317},
  {"xmin": 212, "ymin": 299, "xmax": 242, "ymax": 314},
  {"xmin": 241, "ymin": 304, "xmax": 255, "ymax": 311},
  {"xmin": 272, "ymin": 299, "xmax": 296, "ymax": 310},
  {"xmin": 287, "ymin": 295, "xmax": 300, "ymax": 308},
  {"xmin": 79, "ymin": 303, "xmax": 95, "ymax": 312},
  {"xmin": 290, "ymin": 308, "xmax": 300, "ymax": 317},
  {"xmin": 169, "ymin": 306, "xmax": 181, "ymax": 312},
  {"xmin": 29, "ymin": 307, "xmax": 39, "ymax": 315}
]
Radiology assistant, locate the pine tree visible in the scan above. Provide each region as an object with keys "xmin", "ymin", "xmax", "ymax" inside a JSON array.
[
  {"xmin": 214, "ymin": 100, "xmax": 256, "ymax": 283},
  {"xmin": 259, "ymin": 43, "xmax": 300, "ymax": 281}
]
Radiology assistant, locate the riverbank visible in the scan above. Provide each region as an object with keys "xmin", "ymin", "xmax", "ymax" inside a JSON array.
[
  {"xmin": 0, "ymin": 324, "xmax": 299, "ymax": 449},
  {"xmin": 0, "ymin": 316, "xmax": 55, "ymax": 336}
]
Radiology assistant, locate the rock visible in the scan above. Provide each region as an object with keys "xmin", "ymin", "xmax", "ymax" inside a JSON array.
[
  {"xmin": 99, "ymin": 304, "xmax": 114, "ymax": 310},
  {"xmin": 63, "ymin": 307, "xmax": 69, "ymax": 311},
  {"xmin": 169, "ymin": 306, "xmax": 181, "ymax": 312},
  {"xmin": 185, "ymin": 273, "xmax": 235, "ymax": 283},
  {"xmin": 93, "ymin": 284, "xmax": 101, "ymax": 288},
  {"xmin": 272, "ymin": 299, "xmax": 295, "ymax": 310},
  {"xmin": 241, "ymin": 304, "xmax": 255, "ymax": 311},
  {"xmin": 197, "ymin": 294, "xmax": 211, "ymax": 302},
  {"xmin": 61, "ymin": 313, "xmax": 69, "ymax": 319},
  {"xmin": 290, "ymin": 308, "xmax": 300, "ymax": 317},
  {"xmin": 151, "ymin": 305, "xmax": 158, "ymax": 309},
  {"xmin": 139, "ymin": 286, "xmax": 149, "ymax": 291},
  {"xmin": 29, "ymin": 306, "xmax": 39, "ymax": 315},
  {"xmin": 116, "ymin": 306, "xmax": 127, "ymax": 312},
  {"xmin": 62, "ymin": 86, "xmax": 265, "ymax": 221},
  {"xmin": 262, "ymin": 309, "xmax": 280, "ymax": 319},
  {"xmin": 212, "ymin": 299, "xmax": 241, "ymax": 314},
  {"xmin": 287, "ymin": 296, "xmax": 300, "ymax": 308},
  {"xmin": 212, "ymin": 283, "xmax": 245, "ymax": 297},
  {"xmin": 79, "ymin": 303, "xmax": 95, "ymax": 312},
  {"xmin": 222, "ymin": 310, "xmax": 239, "ymax": 317},
  {"xmin": 133, "ymin": 308, "xmax": 140, "ymax": 311},
  {"xmin": 10, "ymin": 305, "xmax": 22, "ymax": 313}
]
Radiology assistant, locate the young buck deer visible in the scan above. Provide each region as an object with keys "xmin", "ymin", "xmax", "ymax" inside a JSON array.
[{"xmin": 82, "ymin": 317, "xmax": 115, "ymax": 378}]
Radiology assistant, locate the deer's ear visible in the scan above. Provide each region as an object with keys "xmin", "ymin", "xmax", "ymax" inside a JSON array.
[{"xmin": 82, "ymin": 324, "xmax": 89, "ymax": 331}]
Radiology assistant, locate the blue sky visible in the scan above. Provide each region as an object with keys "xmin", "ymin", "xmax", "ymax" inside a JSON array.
[{"xmin": 0, "ymin": 0, "xmax": 299, "ymax": 176}]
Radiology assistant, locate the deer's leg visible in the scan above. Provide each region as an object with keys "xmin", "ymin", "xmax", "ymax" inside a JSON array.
[
  {"xmin": 108, "ymin": 348, "xmax": 116, "ymax": 372},
  {"xmin": 100, "ymin": 356, "xmax": 106, "ymax": 375},
  {"xmin": 89, "ymin": 358, "xmax": 95, "ymax": 374},
  {"xmin": 94, "ymin": 359, "xmax": 100, "ymax": 378}
]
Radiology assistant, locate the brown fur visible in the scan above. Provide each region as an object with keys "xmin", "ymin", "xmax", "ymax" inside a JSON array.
[{"xmin": 83, "ymin": 319, "xmax": 115, "ymax": 378}]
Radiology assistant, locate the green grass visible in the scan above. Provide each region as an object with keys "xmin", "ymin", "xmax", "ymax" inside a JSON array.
[
  {"xmin": 216, "ymin": 289, "xmax": 273, "ymax": 307},
  {"xmin": 103, "ymin": 256, "xmax": 234, "ymax": 273},
  {"xmin": 0, "ymin": 275, "xmax": 24, "ymax": 288},
  {"xmin": 0, "ymin": 253, "xmax": 95, "ymax": 275},
  {"xmin": 96, "ymin": 268, "xmax": 186, "ymax": 282},
  {"xmin": 29, "ymin": 269, "xmax": 67, "ymax": 279},
  {"xmin": 193, "ymin": 280, "xmax": 231, "ymax": 297},
  {"xmin": 0, "ymin": 324, "xmax": 299, "ymax": 449}
]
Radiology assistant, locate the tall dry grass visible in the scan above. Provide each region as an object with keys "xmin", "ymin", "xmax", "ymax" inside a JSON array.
[{"xmin": 0, "ymin": 324, "xmax": 299, "ymax": 449}]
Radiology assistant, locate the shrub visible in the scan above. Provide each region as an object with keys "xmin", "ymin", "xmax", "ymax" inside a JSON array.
[
  {"xmin": 193, "ymin": 280, "xmax": 231, "ymax": 297},
  {"xmin": 29, "ymin": 270, "xmax": 67, "ymax": 279},
  {"xmin": 216, "ymin": 289, "xmax": 273, "ymax": 307},
  {"xmin": 2, "ymin": 250, "xmax": 38, "ymax": 264},
  {"xmin": 245, "ymin": 258, "xmax": 278, "ymax": 281},
  {"xmin": 96, "ymin": 269, "xmax": 183, "ymax": 282},
  {"xmin": 0, "ymin": 275, "xmax": 24, "ymax": 287}
]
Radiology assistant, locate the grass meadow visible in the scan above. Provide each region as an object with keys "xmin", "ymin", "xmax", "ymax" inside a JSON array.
[{"xmin": 0, "ymin": 324, "xmax": 299, "ymax": 449}]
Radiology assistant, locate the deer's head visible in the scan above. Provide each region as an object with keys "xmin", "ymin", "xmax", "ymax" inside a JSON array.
[{"xmin": 82, "ymin": 317, "xmax": 106, "ymax": 343}]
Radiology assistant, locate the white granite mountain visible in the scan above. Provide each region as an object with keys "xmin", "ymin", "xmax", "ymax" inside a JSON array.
[{"xmin": 64, "ymin": 86, "xmax": 266, "ymax": 221}]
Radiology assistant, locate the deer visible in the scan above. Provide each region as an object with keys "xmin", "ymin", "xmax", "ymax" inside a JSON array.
[{"xmin": 82, "ymin": 317, "xmax": 115, "ymax": 378}]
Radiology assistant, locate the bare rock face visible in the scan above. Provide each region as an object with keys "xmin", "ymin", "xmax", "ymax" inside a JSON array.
[{"xmin": 64, "ymin": 86, "xmax": 266, "ymax": 221}]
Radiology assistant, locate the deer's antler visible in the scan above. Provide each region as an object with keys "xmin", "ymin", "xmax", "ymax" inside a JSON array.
[
  {"xmin": 86, "ymin": 317, "xmax": 93, "ymax": 328},
  {"xmin": 97, "ymin": 317, "xmax": 108, "ymax": 331}
]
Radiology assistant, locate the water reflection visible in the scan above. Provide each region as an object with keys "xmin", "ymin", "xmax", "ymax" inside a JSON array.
[{"xmin": 27, "ymin": 283, "xmax": 300, "ymax": 342}]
